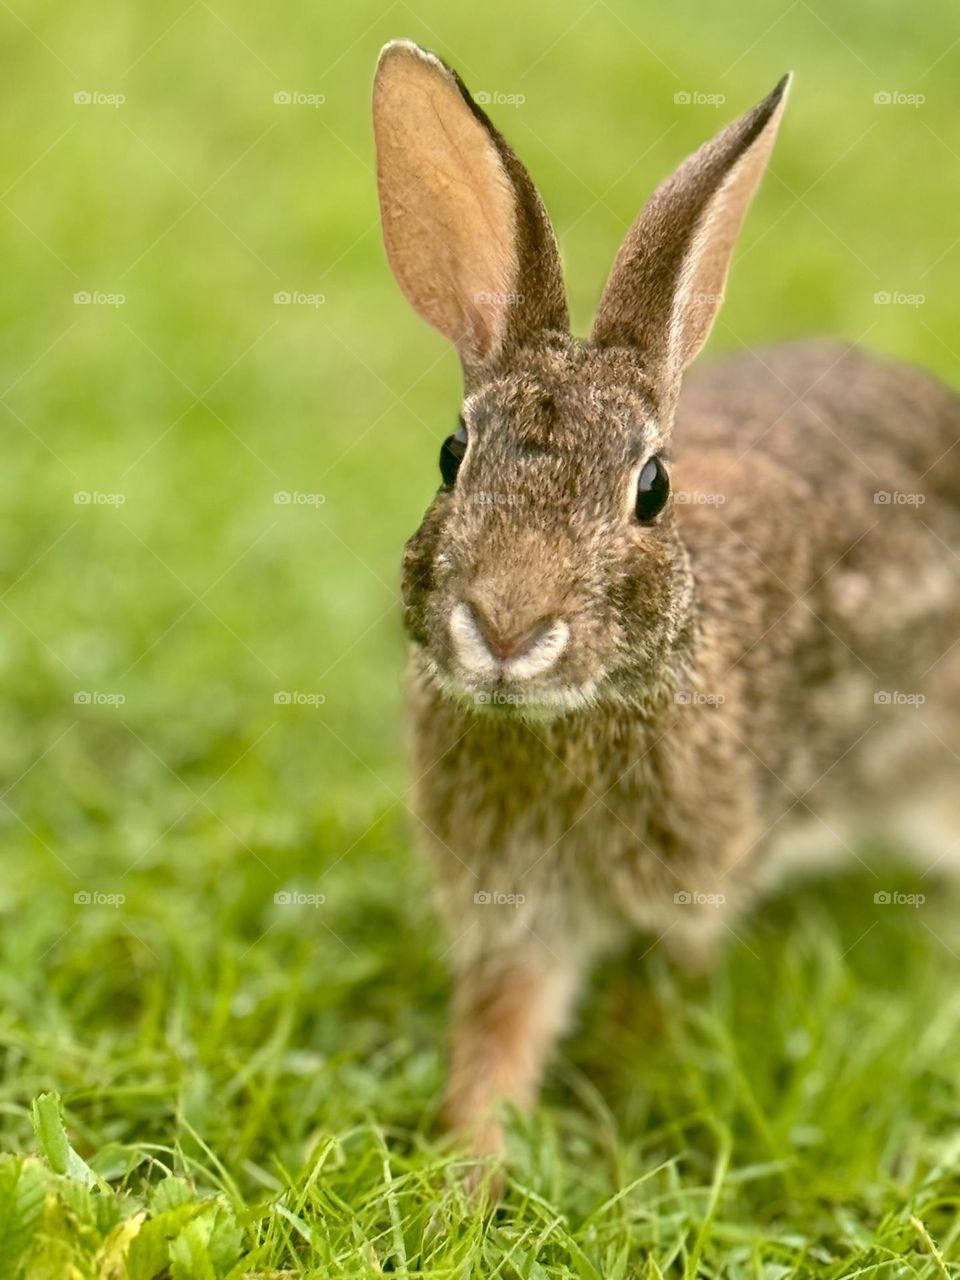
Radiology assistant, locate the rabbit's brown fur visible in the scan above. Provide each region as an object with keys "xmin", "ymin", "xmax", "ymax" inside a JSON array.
[{"xmin": 373, "ymin": 40, "xmax": 960, "ymax": 1180}]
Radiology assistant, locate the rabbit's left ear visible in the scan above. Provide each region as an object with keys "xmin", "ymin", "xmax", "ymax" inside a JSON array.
[{"xmin": 592, "ymin": 76, "xmax": 791, "ymax": 408}]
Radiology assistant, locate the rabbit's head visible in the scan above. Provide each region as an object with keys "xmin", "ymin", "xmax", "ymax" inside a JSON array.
[{"xmin": 373, "ymin": 41, "xmax": 789, "ymax": 716}]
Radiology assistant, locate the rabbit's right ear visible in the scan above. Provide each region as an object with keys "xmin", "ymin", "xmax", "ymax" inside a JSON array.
[
  {"xmin": 592, "ymin": 76, "xmax": 791, "ymax": 410},
  {"xmin": 373, "ymin": 41, "xmax": 568, "ymax": 377}
]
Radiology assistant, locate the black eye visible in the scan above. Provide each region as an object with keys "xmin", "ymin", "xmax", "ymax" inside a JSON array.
[
  {"xmin": 439, "ymin": 418, "xmax": 468, "ymax": 488},
  {"xmin": 635, "ymin": 454, "xmax": 669, "ymax": 522}
]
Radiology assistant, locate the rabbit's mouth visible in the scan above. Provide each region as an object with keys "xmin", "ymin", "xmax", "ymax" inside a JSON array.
[{"xmin": 425, "ymin": 658, "xmax": 602, "ymax": 720}]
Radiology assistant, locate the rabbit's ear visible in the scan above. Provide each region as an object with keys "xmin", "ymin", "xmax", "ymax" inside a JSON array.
[
  {"xmin": 592, "ymin": 76, "xmax": 791, "ymax": 406},
  {"xmin": 373, "ymin": 40, "xmax": 568, "ymax": 375}
]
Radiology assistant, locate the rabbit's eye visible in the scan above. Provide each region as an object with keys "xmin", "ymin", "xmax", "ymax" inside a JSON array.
[
  {"xmin": 439, "ymin": 419, "xmax": 468, "ymax": 488},
  {"xmin": 635, "ymin": 455, "xmax": 669, "ymax": 522}
]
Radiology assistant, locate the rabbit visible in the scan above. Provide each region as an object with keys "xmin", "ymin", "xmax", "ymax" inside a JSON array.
[{"xmin": 372, "ymin": 39, "xmax": 960, "ymax": 1185}]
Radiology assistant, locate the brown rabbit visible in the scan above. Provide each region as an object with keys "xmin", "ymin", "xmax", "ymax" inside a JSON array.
[{"xmin": 372, "ymin": 40, "xmax": 960, "ymax": 1182}]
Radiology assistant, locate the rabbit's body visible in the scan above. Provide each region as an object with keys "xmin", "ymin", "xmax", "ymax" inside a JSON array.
[
  {"xmin": 373, "ymin": 41, "xmax": 960, "ymax": 1184},
  {"xmin": 409, "ymin": 339, "xmax": 960, "ymax": 961}
]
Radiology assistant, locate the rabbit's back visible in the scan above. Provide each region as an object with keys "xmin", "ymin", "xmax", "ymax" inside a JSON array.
[
  {"xmin": 674, "ymin": 341, "xmax": 960, "ymax": 651},
  {"xmin": 677, "ymin": 341, "xmax": 960, "ymax": 502},
  {"xmin": 672, "ymin": 340, "xmax": 960, "ymax": 851}
]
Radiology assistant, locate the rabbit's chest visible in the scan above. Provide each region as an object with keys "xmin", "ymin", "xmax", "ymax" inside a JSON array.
[{"xmin": 413, "ymin": 710, "xmax": 683, "ymax": 900}]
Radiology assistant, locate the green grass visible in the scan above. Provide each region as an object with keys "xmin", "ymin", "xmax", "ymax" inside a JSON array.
[{"xmin": 2, "ymin": 0, "xmax": 960, "ymax": 1275}]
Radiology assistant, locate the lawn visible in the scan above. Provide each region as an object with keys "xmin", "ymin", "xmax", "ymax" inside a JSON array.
[{"xmin": 2, "ymin": 0, "xmax": 960, "ymax": 1275}]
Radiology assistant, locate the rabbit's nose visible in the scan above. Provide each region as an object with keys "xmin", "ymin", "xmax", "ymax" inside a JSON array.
[
  {"xmin": 469, "ymin": 600, "xmax": 555, "ymax": 662},
  {"xmin": 449, "ymin": 601, "xmax": 570, "ymax": 679}
]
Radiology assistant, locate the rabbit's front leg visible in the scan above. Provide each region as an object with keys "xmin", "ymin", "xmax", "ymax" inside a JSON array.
[{"xmin": 441, "ymin": 947, "xmax": 583, "ymax": 1182}]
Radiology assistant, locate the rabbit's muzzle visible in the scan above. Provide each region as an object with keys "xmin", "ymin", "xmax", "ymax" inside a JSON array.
[{"xmin": 448, "ymin": 601, "xmax": 570, "ymax": 682}]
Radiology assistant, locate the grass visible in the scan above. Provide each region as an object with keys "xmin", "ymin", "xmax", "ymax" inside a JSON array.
[
  {"xmin": 6, "ymin": 880, "xmax": 960, "ymax": 1275},
  {"xmin": 2, "ymin": 0, "xmax": 960, "ymax": 1274}
]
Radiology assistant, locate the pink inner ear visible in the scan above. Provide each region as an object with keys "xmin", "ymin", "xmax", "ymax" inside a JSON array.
[
  {"xmin": 591, "ymin": 76, "xmax": 789, "ymax": 398},
  {"xmin": 373, "ymin": 47, "xmax": 519, "ymax": 365},
  {"xmin": 671, "ymin": 110, "xmax": 785, "ymax": 371}
]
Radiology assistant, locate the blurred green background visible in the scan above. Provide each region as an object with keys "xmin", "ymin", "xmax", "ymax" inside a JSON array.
[{"xmin": 1, "ymin": 0, "xmax": 960, "ymax": 1273}]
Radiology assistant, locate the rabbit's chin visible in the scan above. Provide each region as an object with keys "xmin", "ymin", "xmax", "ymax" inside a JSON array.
[{"xmin": 422, "ymin": 655, "xmax": 603, "ymax": 723}]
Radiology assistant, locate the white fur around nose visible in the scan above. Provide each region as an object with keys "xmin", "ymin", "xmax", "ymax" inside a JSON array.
[
  {"xmin": 448, "ymin": 604, "xmax": 569, "ymax": 680},
  {"xmin": 448, "ymin": 603, "xmax": 499, "ymax": 677},
  {"xmin": 505, "ymin": 619, "xmax": 569, "ymax": 680}
]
